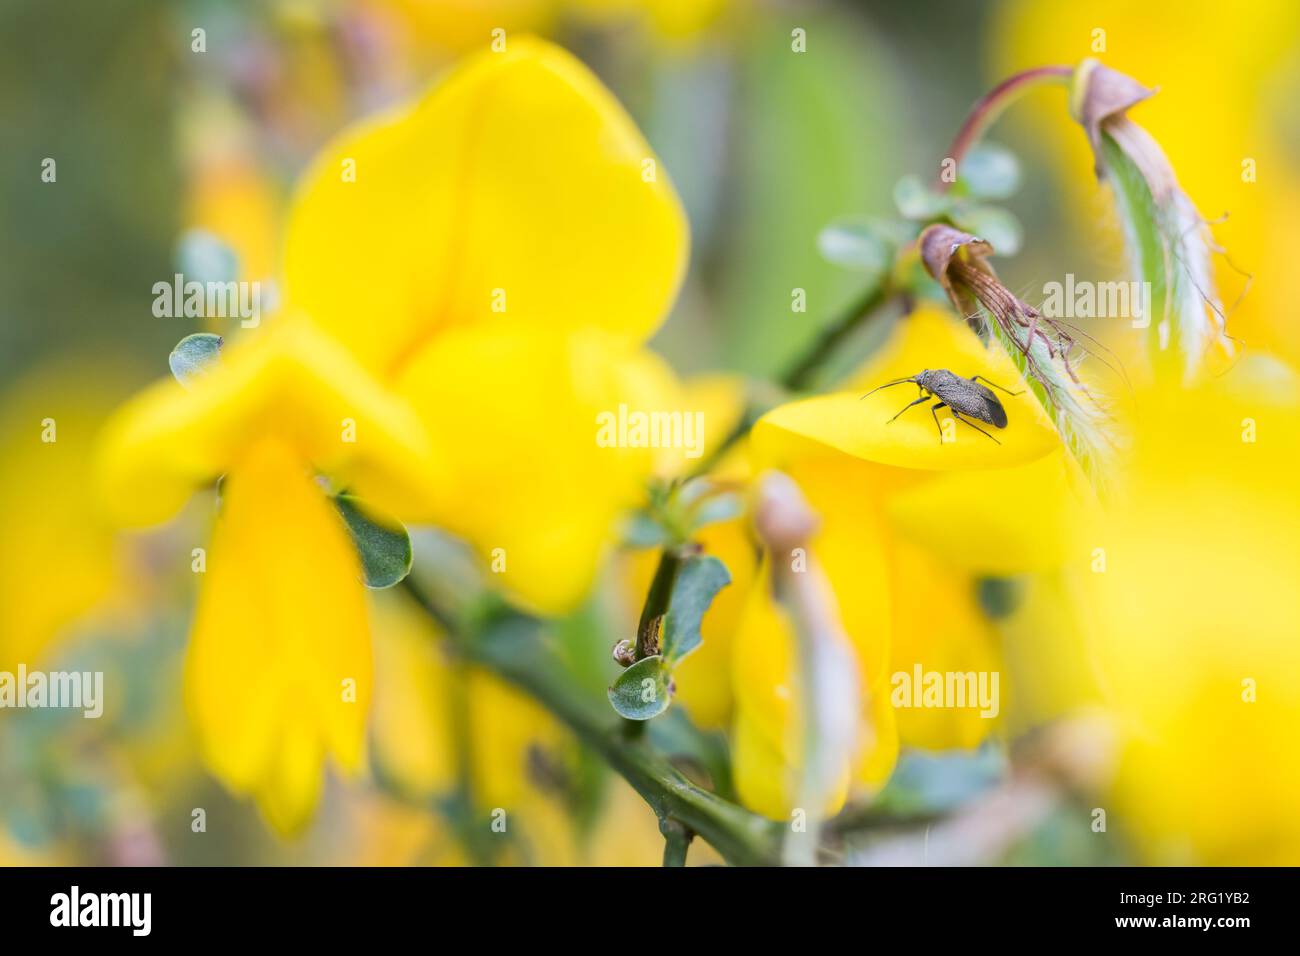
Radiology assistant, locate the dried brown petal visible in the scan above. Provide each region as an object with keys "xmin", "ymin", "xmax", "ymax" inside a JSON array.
[
  {"xmin": 1070, "ymin": 58, "xmax": 1157, "ymax": 178},
  {"xmin": 919, "ymin": 224, "xmax": 998, "ymax": 325}
]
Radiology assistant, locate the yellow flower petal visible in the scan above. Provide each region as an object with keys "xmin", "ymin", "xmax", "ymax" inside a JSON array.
[
  {"xmin": 656, "ymin": 372, "xmax": 748, "ymax": 479},
  {"xmin": 730, "ymin": 545, "xmax": 896, "ymax": 820},
  {"xmin": 369, "ymin": 591, "xmax": 458, "ymax": 797},
  {"xmin": 784, "ymin": 456, "xmax": 894, "ymax": 685},
  {"xmin": 284, "ymin": 36, "xmax": 688, "ymax": 376},
  {"xmin": 0, "ymin": 361, "xmax": 132, "ymax": 671},
  {"xmin": 398, "ymin": 320, "xmax": 679, "ymax": 615},
  {"xmin": 666, "ymin": 518, "xmax": 755, "ymax": 729},
  {"xmin": 184, "ymin": 436, "xmax": 371, "ymax": 833},
  {"xmin": 888, "ymin": 540, "xmax": 1001, "ymax": 751},
  {"xmin": 96, "ymin": 318, "xmax": 444, "ymax": 528},
  {"xmin": 753, "ymin": 306, "xmax": 1059, "ymax": 471},
  {"xmin": 1080, "ymin": 375, "xmax": 1300, "ymax": 863},
  {"xmin": 885, "ymin": 449, "xmax": 1094, "ymax": 575}
]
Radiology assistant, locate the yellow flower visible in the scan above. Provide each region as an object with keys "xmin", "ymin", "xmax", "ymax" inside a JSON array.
[
  {"xmin": 97, "ymin": 319, "xmax": 442, "ymax": 833},
  {"xmin": 729, "ymin": 456, "xmax": 898, "ymax": 820},
  {"xmin": 284, "ymin": 36, "xmax": 689, "ymax": 615},
  {"xmin": 730, "ymin": 305, "xmax": 1085, "ymax": 816},
  {"xmin": 1079, "ymin": 363, "xmax": 1300, "ymax": 863},
  {"xmin": 99, "ymin": 37, "xmax": 686, "ymax": 830},
  {"xmin": 570, "ymin": 0, "xmax": 730, "ymax": 41}
]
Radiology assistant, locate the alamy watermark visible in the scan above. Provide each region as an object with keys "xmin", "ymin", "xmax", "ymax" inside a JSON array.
[
  {"xmin": 50, "ymin": 886, "xmax": 150, "ymax": 936},
  {"xmin": 595, "ymin": 404, "xmax": 705, "ymax": 459},
  {"xmin": 0, "ymin": 664, "xmax": 103, "ymax": 718},
  {"xmin": 1041, "ymin": 274, "xmax": 1153, "ymax": 328},
  {"xmin": 890, "ymin": 665, "xmax": 999, "ymax": 719},
  {"xmin": 152, "ymin": 273, "xmax": 261, "ymax": 328}
]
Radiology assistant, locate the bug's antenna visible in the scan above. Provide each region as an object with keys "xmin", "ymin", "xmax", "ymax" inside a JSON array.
[{"xmin": 860, "ymin": 376, "xmax": 917, "ymax": 399}]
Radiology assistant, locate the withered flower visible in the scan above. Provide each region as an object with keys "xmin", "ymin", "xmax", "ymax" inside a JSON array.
[
  {"xmin": 920, "ymin": 223, "xmax": 1115, "ymax": 482},
  {"xmin": 1070, "ymin": 59, "xmax": 1235, "ymax": 382}
]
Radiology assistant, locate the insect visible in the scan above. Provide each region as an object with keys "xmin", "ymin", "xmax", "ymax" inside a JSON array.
[{"xmin": 861, "ymin": 369, "xmax": 1023, "ymax": 444}]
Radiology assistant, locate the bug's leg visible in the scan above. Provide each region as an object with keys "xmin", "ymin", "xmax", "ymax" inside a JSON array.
[
  {"xmin": 952, "ymin": 412, "xmax": 1002, "ymax": 445},
  {"xmin": 930, "ymin": 401, "xmax": 948, "ymax": 443},
  {"xmin": 888, "ymin": 392, "xmax": 930, "ymax": 423},
  {"xmin": 970, "ymin": 375, "xmax": 1024, "ymax": 397}
]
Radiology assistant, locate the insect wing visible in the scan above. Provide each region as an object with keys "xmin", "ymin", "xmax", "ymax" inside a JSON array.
[{"xmin": 969, "ymin": 380, "xmax": 1008, "ymax": 427}]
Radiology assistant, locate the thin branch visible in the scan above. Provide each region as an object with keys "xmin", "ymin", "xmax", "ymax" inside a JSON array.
[
  {"xmin": 399, "ymin": 576, "xmax": 785, "ymax": 867},
  {"xmin": 660, "ymin": 818, "xmax": 694, "ymax": 867},
  {"xmin": 937, "ymin": 64, "xmax": 1073, "ymax": 191},
  {"xmin": 688, "ymin": 281, "xmax": 900, "ymax": 482},
  {"xmin": 781, "ymin": 281, "xmax": 896, "ymax": 391},
  {"xmin": 634, "ymin": 548, "xmax": 682, "ymax": 660}
]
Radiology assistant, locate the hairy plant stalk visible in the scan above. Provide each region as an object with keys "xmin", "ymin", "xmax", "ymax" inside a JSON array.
[
  {"xmin": 921, "ymin": 224, "xmax": 1117, "ymax": 485},
  {"xmin": 954, "ymin": 259, "xmax": 1116, "ymax": 480}
]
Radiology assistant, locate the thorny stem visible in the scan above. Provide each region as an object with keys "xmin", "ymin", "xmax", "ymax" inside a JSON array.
[
  {"xmin": 399, "ymin": 575, "xmax": 785, "ymax": 867},
  {"xmin": 937, "ymin": 65, "xmax": 1073, "ymax": 192}
]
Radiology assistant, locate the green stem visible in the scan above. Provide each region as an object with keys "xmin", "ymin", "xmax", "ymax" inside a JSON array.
[
  {"xmin": 624, "ymin": 545, "xmax": 685, "ymax": 740},
  {"xmin": 400, "ymin": 577, "xmax": 785, "ymax": 866},
  {"xmin": 686, "ymin": 281, "xmax": 899, "ymax": 483},
  {"xmin": 635, "ymin": 548, "xmax": 682, "ymax": 660},
  {"xmin": 780, "ymin": 280, "xmax": 895, "ymax": 391},
  {"xmin": 660, "ymin": 818, "xmax": 694, "ymax": 867}
]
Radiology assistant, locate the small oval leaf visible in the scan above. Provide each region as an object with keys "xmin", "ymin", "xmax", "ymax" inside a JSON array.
[
  {"xmin": 817, "ymin": 218, "xmax": 892, "ymax": 276},
  {"xmin": 689, "ymin": 491, "xmax": 744, "ymax": 532},
  {"xmin": 893, "ymin": 175, "xmax": 952, "ymax": 220},
  {"xmin": 168, "ymin": 333, "xmax": 223, "ymax": 387},
  {"xmin": 661, "ymin": 555, "xmax": 731, "ymax": 667},
  {"xmin": 334, "ymin": 494, "xmax": 413, "ymax": 588},
  {"xmin": 175, "ymin": 229, "xmax": 239, "ymax": 285},
  {"xmin": 608, "ymin": 656, "xmax": 671, "ymax": 720},
  {"xmin": 958, "ymin": 142, "xmax": 1021, "ymax": 201},
  {"xmin": 623, "ymin": 511, "xmax": 670, "ymax": 549}
]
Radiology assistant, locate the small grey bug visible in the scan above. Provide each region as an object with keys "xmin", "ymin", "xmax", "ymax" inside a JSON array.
[{"xmin": 861, "ymin": 369, "xmax": 1024, "ymax": 444}]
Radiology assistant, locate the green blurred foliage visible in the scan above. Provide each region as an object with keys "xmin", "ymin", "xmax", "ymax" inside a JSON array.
[{"xmin": 0, "ymin": 0, "xmax": 183, "ymax": 385}]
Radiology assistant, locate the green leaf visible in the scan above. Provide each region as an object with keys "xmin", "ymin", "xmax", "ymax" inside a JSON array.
[
  {"xmin": 817, "ymin": 218, "xmax": 893, "ymax": 278},
  {"xmin": 661, "ymin": 555, "xmax": 731, "ymax": 667},
  {"xmin": 333, "ymin": 494, "xmax": 412, "ymax": 588},
  {"xmin": 952, "ymin": 203, "xmax": 1023, "ymax": 256},
  {"xmin": 1100, "ymin": 132, "xmax": 1168, "ymax": 358},
  {"xmin": 869, "ymin": 747, "xmax": 1006, "ymax": 817},
  {"xmin": 622, "ymin": 511, "xmax": 669, "ymax": 549},
  {"xmin": 893, "ymin": 174, "xmax": 952, "ymax": 220},
  {"xmin": 168, "ymin": 333, "xmax": 222, "ymax": 386},
  {"xmin": 957, "ymin": 142, "xmax": 1021, "ymax": 200},
  {"xmin": 608, "ymin": 656, "xmax": 671, "ymax": 721},
  {"xmin": 688, "ymin": 491, "xmax": 744, "ymax": 532},
  {"xmin": 175, "ymin": 228, "xmax": 239, "ymax": 285}
]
